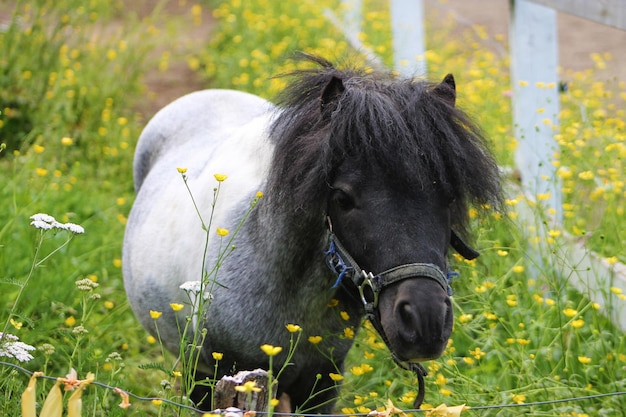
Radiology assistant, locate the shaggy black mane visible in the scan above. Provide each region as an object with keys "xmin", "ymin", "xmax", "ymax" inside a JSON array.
[{"xmin": 268, "ymin": 55, "xmax": 502, "ymax": 236}]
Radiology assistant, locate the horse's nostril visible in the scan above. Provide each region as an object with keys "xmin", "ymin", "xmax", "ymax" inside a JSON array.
[
  {"xmin": 394, "ymin": 289, "xmax": 452, "ymax": 346},
  {"xmin": 399, "ymin": 302, "xmax": 414, "ymax": 323},
  {"xmin": 396, "ymin": 301, "xmax": 420, "ymax": 342}
]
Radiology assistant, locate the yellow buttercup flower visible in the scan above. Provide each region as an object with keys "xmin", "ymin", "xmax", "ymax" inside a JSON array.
[
  {"xmin": 469, "ymin": 347, "xmax": 486, "ymax": 360},
  {"xmin": 285, "ymin": 323, "xmax": 302, "ymax": 333},
  {"xmin": 578, "ymin": 170, "xmax": 594, "ymax": 180},
  {"xmin": 260, "ymin": 344, "xmax": 282, "ymax": 356},
  {"xmin": 329, "ymin": 373, "xmax": 344, "ymax": 381},
  {"xmin": 512, "ymin": 265, "xmax": 525, "ymax": 274},
  {"xmin": 350, "ymin": 364, "xmax": 373, "ymax": 376},
  {"xmin": 439, "ymin": 388, "xmax": 452, "ymax": 397},
  {"xmin": 234, "ymin": 381, "xmax": 262, "ymax": 393},
  {"xmin": 216, "ymin": 228, "xmax": 230, "ymax": 237},
  {"xmin": 212, "ymin": 352, "xmax": 224, "ymax": 360},
  {"xmin": 511, "ymin": 393, "xmax": 526, "ymax": 404},
  {"xmin": 214, "ymin": 173, "xmax": 228, "ymax": 182},
  {"xmin": 170, "ymin": 303, "xmax": 184, "ymax": 312},
  {"xmin": 506, "ymin": 295, "xmax": 518, "ymax": 307},
  {"xmin": 149, "ymin": 310, "xmax": 162, "ymax": 320},
  {"xmin": 435, "ymin": 373, "xmax": 447, "ymax": 386},
  {"xmin": 571, "ymin": 319, "xmax": 585, "ymax": 329},
  {"xmin": 458, "ymin": 313, "xmax": 473, "ymax": 323},
  {"xmin": 177, "ymin": 167, "xmax": 188, "ymax": 174},
  {"xmin": 308, "ymin": 335, "xmax": 322, "ymax": 344}
]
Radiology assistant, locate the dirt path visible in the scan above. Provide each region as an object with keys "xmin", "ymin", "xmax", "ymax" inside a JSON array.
[{"xmin": 127, "ymin": 0, "xmax": 215, "ymax": 118}]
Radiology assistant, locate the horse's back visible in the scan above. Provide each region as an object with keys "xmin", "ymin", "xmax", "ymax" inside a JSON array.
[
  {"xmin": 123, "ymin": 89, "xmax": 274, "ymax": 347},
  {"xmin": 133, "ymin": 89, "xmax": 273, "ymax": 191}
]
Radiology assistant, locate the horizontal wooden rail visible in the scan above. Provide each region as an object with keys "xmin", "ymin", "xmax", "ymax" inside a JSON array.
[{"xmin": 527, "ymin": 0, "xmax": 626, "ymax": 30}]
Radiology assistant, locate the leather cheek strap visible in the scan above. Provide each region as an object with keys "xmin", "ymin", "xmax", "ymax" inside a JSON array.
[{"xmin": 450, "ymin": 230, "xmax": 480, "ymax": 260}]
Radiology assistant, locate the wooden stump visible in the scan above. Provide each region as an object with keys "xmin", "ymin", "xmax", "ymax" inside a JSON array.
[{"xmin": 214, "ymin": 369, "xmax": 271, "ymax": 412}]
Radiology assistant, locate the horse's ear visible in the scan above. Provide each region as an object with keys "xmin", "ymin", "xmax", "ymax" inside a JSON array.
[
  {"xmin": 320, "ymin": 75, "xmax": 345, "ymax": 114},
  {"xmin": 433, "ymin": 73, "xmax": 456, "ymax": 107}
]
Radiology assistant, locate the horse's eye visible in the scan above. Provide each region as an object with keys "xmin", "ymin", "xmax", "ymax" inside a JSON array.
[{"xmin": 332, "ymin": 189, "xmax": 355, "ymax": 211}]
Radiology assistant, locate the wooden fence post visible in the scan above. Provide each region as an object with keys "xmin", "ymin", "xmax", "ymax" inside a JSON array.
[
  {"xmin": 214, "ymin": 369, "xmax": 271, "ymax": 412},
  {"xmin": 509, "ymin": 0, "xmax": 562, "ymax": 221},
  {"xmin": 510, "ymin": 0, "xmax": 626, "ymax": 331},
  {"xmin": 390, "ymin": 0, "xmax": 426, "ymax": 77}
]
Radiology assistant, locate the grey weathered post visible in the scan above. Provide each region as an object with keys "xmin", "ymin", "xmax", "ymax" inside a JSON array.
[
  {"xmin": 391, "ymin": 0, "xmax": 426, "ymax": 77},
  {"xmin": 510, "ymin": 0, "xmax": 562, "ymax": 220},
  {"xmin": 342, "ymin": 0, "xmax": 362, "ymax": 40},
  {"xmin": 511, "ymin": 0, "xmax": 626, "ymax": 331}
]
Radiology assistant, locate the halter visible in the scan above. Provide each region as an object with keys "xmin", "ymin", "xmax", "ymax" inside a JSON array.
[{"xmin": 324, "ymin": 218, "xmax": 466, "ymax": 409}]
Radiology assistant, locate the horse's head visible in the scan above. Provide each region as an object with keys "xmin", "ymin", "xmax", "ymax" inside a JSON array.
[
  {"xmin": 270, "ymin": 55, "xmax": 502, "ymax": 364},
  {"xmin": 326, "ymin": 162, "xmax": 456, "ymax": 362}
]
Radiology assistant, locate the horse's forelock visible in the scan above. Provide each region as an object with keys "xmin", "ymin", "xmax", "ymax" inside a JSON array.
[{"xmin": 268, "ymin": 57, "xmax": 502, "ymax": 234}]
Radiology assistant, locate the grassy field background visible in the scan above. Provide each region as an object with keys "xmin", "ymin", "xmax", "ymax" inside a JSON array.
[{"xmin": 1, "ymin": 0, "xmax": 625, "ymax": 415}]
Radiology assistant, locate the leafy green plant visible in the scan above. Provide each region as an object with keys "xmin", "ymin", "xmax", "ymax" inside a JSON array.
[{"xmin": 145, "ymin": 170, "xmax": 265, "ymax": 412}]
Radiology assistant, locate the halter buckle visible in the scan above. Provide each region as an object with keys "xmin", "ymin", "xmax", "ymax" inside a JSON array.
[{"xmin": 357, "ymin": 271, "xmax": 379, "ymax": 309}]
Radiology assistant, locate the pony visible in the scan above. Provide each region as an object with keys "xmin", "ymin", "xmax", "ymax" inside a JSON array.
[{"xmin": 123, "ymin": 55, "xmax": 502, "ymax": 412}]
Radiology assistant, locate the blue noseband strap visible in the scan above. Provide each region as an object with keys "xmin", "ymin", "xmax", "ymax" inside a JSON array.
[
  {"xmin": 324, "ymin": 239, "xmax": 352, "ymax": 289},
  {"xmin": 324, "ymin": 231, "xmax": 454, "ymax": 302}
]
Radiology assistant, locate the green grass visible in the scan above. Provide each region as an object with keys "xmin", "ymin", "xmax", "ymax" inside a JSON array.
[
  {"xmin": 1, "ymin": 0, "xmax": 625, "ymax": 415},
  {"xmin": 0, "ymin": 0, "xmax": 162, "ymax": 414}
]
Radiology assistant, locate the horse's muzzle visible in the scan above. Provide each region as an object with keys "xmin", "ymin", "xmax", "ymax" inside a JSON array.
[
  {"xmin": 324, "ymin": 231, "xmax": 454, "ymax": 361},
  {"xmin": 380, "ymin": 277, "xmax": 453, "ymax": 362}
]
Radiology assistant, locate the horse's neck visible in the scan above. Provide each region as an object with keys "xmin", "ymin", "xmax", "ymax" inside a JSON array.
[{"xmin": 248, "ymin": 199, "xmax": 327, "ymax": 284}]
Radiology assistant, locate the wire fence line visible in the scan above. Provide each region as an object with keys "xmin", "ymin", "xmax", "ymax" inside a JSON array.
[{"xmin": 3, "ymin": 361, "xmax": 626, "ymax": 415}]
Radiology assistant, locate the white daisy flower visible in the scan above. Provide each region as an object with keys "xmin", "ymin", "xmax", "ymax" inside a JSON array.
[
  {"xmin": 179, "ymin": 280, "xmax": 202, "ymax": 294},
  {"xmin": 62, "ymin": 222, "xmax": 85, "ymax": 234},
  {"xmin": 29, "ymin": 213, "xmax": 85, "ymax": 234},
  {"xmin": 0, "ymin": 332, "xmax": 35, "ymax": 363}
]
